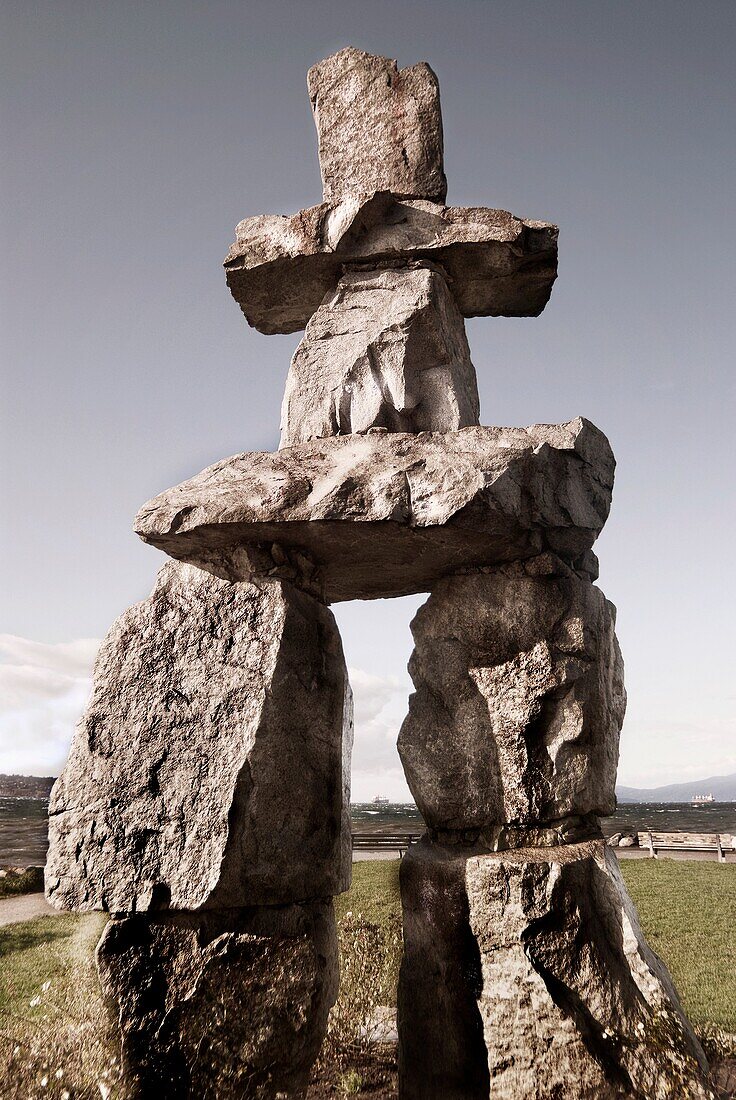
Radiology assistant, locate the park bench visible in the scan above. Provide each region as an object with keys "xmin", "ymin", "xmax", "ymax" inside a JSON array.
[
  {"xmin": 636, "ymin": 831, "xmax": 733, "ymax": 862},
  {"xmin": 351, "ymin": 832, "xmax": 423, "ymax": 858}
]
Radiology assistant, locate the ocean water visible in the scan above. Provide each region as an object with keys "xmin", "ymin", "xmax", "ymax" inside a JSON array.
[
  {"xmin": 350, "ymin": 802, "xmax": 736, "ymax": 838},
  {"xmin": 2, "ymin": 798, "xmax": 735, "ymax": 867},
  {"xmin": 0, "ymin": 797, "xmax": 49, "ymax": 866}
]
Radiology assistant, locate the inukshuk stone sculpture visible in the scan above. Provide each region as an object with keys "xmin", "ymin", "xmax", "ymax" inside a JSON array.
[{"xmin": 46, "ymin": 47, "xmax": 714, "ymax": 1099}]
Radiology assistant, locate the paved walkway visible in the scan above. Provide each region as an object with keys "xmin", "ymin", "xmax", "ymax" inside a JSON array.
[{"xmin": 0, "ymin": 892, "xmax": 58, "ymax": 927}]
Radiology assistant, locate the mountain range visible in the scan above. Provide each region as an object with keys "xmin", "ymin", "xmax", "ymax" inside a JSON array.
[{"xmin": 616, "ymin": 773, "xmax": 736, "ymax": 803}]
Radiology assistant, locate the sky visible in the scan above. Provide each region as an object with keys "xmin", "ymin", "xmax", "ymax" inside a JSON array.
[{"xmin": 1, "ymin": 0, "xmax": 734, "ymax": 799}]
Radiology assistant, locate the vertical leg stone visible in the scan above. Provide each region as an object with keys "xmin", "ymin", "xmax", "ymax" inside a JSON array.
[
  {"xmin": 46, "ymin": 561, "xmax": 353, "ymax": 912},
  {"xmin": 397, "ymin": 556, "xmax": 626, "ymax": 837},
  {"xmin": 46, "ymin": 561, "xmax": 352, "ymax": 1095},
  {"xmin": 398, "ymin": 838, "xmax": 711, "ymax": 1100},
  {"xmin": 397, "ymin": 557, "xmax": 711, "ymax": 1096}
]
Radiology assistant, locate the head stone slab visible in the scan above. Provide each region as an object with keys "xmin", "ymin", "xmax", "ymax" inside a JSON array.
[
  {"xmin": 224, "ymin": 48, "xmax": 558, "ymax": 334},
  {"xmin": 308, "ymin": 47, "xmax": 447, "ymax": 204}
]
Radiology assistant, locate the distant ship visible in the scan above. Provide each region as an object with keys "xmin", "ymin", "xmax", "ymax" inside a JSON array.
[
  {"xmin": 691, "ymin": 793, "xmax": 714, "ymax": 806},
  {"xmin": 372, "ymin": 795, "xmax": 390, "ymax": 806}
]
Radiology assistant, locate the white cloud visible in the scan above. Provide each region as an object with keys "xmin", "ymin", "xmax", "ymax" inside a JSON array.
[
  {"xmin": 0, "ymin": 635, "xmax": 99, "ymax": 776},
  {"xmin": 0, "ymin": 637, "xmax": 415, "ymax": 797},
  {"xmin": 618, "ymin": 712, "xmax": 736, "ymax": 789},
  {"xmin": 0, "ymin": 635, "xmax": 100, "ymax": 678},
  {"xmin": 2, "ymin": 631, "xmax": 730, "ymax": 801},
  {"xmin": 348, "ymin": 666, "xmax": 413, "ymax": 802},
  {"xmin": 348, "ymin": 667, "xmax": 404, "ymax": 722}
]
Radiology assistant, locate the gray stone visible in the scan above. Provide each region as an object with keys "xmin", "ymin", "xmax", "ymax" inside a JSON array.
[
  {"xmin": 224, "ymin": 192, "xmax": 558, "ymax": 334},
  {"xmin": 97, "ymin": 901, "xmax": 337, "ymax": 1099},
  {"xmin": 134, "ymin": 418, "xmax": 614, "ymax": 603},
  {"xmin": 398, "ymin": 556, "xmax": 626, "ymax": 831},
  {"xmin": 280, "ymin": 264, "xmax": 479, "ymax": 446},
  {"xmin": 307, "ymin": 47, "xmax": 446, "ymax": 204},
  {"xmin": 398, "ymin": 837, "xmax": 711, "ymax": 1100},
  {"xmin": 45, "ymin": 563, "xmax": 353, "ymax": 913}
]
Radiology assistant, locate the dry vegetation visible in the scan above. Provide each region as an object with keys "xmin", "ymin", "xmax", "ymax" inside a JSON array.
[{"xmin": 0, "ymin": 867, "xmax": 45, "ymax": 900}]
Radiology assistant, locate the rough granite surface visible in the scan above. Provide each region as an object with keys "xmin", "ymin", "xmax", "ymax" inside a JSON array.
[
  {"xmin": 224, "ymin": 192, "xmax": 558, "ymax": 334},
  {"xmin": 307, "ymin": 47, "xmax": 447, "ymax": 204},
  {"xmin": 398, "ymin": 838, "xmax": 711, "ymax": 1100},
  {"xmin": 280, "ymin": 264, "xmax": 479, "ymax": 446},
  {"xmin": 134, "ymin": 418, "xmax": 614, "ymax": 603},
  {"xmin": 46, "ymin": 563, "xmax": 353, "ymax": 913},
  {"xmin": 97, "ymin": 902, "xmax": 337, "ymax": 1099},
  {"xmin": 398, "ymin": 555, "xmax": 626, "ymax": 831}
]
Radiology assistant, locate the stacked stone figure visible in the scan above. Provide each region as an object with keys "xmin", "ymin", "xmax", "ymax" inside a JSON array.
[{"xmin": 47, "ymin": 48, "xmax": 713, "ymax": 1099}]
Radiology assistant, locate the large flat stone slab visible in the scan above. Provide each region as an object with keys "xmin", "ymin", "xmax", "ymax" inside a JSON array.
[
  {"xmin": 46, "ymin": 563, "xmax": 353, "ymax": 913},
  {"xmin": 398, "ymin": 837, "xmax": 711, "ymax": 1100},
  {"xmin": 280, "ymin": 264, "xmax": 479, "ymax": 446},
  {"xmin": 224, "ymin": 191, "xmax": 558, "ymax": 334},
  {"xmin": 134, "ymin": 419, "xmax": 613, "ymax": 603},
  {"xmin": 97, "ymin": 901, "xmax": 337, "ymax": 1098},
  {"xmin": 398, "ymin": 556, "xmax": 626, "ymax": 832},
  {"xmin": 308, "ymin": 48, "xmax": 447, "ymax": 204}
]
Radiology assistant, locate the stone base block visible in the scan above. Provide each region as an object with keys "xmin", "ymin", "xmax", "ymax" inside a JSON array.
[
  {"xmin": 398, "ymin": 838, "xmax": 711, "ymax": 1099},
  {"xmin": 97, "ymin": 902, "xmax": 338, "ymax": 1099}
]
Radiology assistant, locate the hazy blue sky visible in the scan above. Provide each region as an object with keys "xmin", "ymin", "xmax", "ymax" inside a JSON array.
[{"xmin": 1, "ymin": 0, "xmax": 734, "ymax": 798}]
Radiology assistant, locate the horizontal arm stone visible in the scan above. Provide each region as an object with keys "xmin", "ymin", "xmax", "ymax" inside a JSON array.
[{"xmin": 224, "ymin": 193, "xmax": 558, "ymax": 334}]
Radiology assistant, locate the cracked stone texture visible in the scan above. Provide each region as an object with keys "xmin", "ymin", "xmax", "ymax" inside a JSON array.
[
  {"xmin": 45, "ymin": 563, "xmax": 353, "ymax": 913},
  {"xmin": 398, "ymin": 837, "xmax": 711, "ymax": 1100},
  {"xmin": 224, "ymin": 191, "xmax": 558, "ymax": 334},
  {"xmin": 308, "ymin": 48, "xmax": 447, "ymax": 205},
  {"xmin": 397, "ymin": 556, "xmax": 626, "ymax": 832},
  {"xmin": 134, "ymin": 418, "xmax": 613, "ymax": 603},
  {"xmin": 97, "ymin": 901, "xmax": 337, "ymax": 1099},
  {"xmin": 280, "ymin": 264, "xmax": 479, "ymax": 447}
]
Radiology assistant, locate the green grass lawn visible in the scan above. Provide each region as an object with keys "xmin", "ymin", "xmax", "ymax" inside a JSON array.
[
  {"xmin": 0, "ymin": 857, "xmax": 733, "ymax": 1096},
  {"xmin": 335, "ymin": 859, "xmax": 401, "ymax": 927},
  {"xmin": 620, "ymin": 859, "xmax": 736, "ymax": 1032},
  {"xmin": 337, "ymin": 858, "xmax": 736, "ymax": 1032},
  {"xmin": 0, "ymin": 913, "xmax": 120, "ymax": 1098}
]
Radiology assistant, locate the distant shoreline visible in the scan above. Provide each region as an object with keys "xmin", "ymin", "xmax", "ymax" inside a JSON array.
[
  {"xmin": 1, "ymin": 797, "xmax": 735, "ymax": 868},
  {"xmin": 4, "ymin": 770, "xmax": 736, "ymax": 804},
  {"xmin": 0, "ymin": 776, "xmax": 55, "ymax": 800}
]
